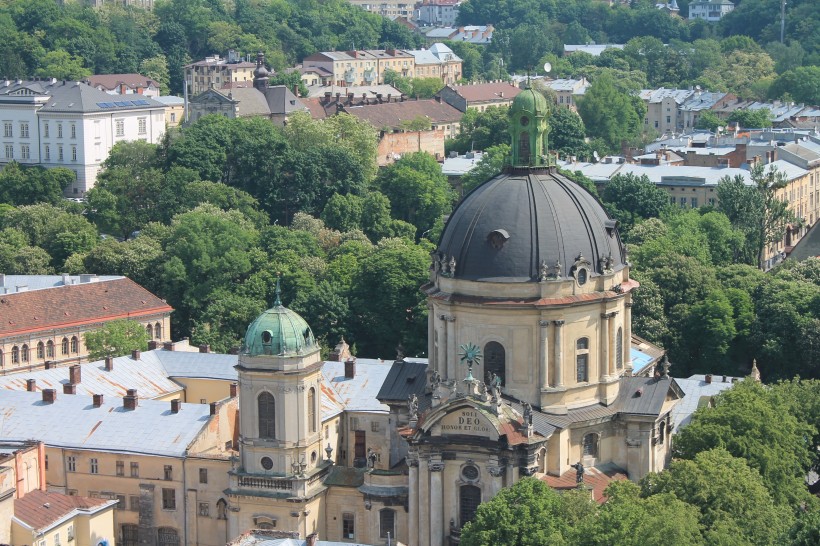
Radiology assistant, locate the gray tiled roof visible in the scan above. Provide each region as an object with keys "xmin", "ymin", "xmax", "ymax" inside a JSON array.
[
  {"xmin": 321, "ymin": 359, "xmax": 396, "ymax": 413},
  {"xmin": 376, "ymin": 360, "xmax": 428, "ymax": 402},
  {"xmin": 154, "ymin": 351, "xmax": 239, "ymax": 381},
  {"xmin": 672, "ymin": 375, "xmax": 737, "ymax": 432},
  {"xmin": 0, "ymin": 274, "xmax": 123, "ymax": 293},
  {"xmin": 0, "ymin": 390, "xmax": 212, "ymax": 457},
  {"xmin": 0, "ymin": 80, "xmax": 165, "ymax": 113},
  {"xmin": 616, "ymin": 376, "xmax": 680, "ymax": 415}
]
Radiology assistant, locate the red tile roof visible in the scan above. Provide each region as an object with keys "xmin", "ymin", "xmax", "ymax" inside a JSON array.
[
  {"xmin": 0, "ymin": 278, "xmax": 172, "ymax": 337},
  {"xmin": 542, "ymin": 465, "xmax": 628, "ymax": 503},
  {"xmin": 451, "ymin": 82, "xmax": 521, "ymax": 103},
  {"xmin": 14, "ymin": 490, "xmax": 112, "ymax": 531},
  {"xmin": 344, "ymin": 99, "xmax": 462, "ymax": 129},
  {"xmin": 86, "ymin": 74, "xmax": 160, "ymax": 91}
]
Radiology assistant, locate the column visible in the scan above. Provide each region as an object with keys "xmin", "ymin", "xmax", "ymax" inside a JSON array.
[
  {"xmin": 408, "ymin": 457, "xmax": 419, "ymax": 546},
  {"xmin": 539, "ymin": 320, "xmax": 550, "ymax": 389},
  {"xmin": 600, "ymin": 313, "xmax": 610, "ymax": 381},
  {"xmin": 437, "ymin": 315, "xmax": 447, "ymax": 379},
  {"xmin": 624, "ymin": 302, "xmax": 633, "ymax": 371},
  {"xmin": 445, "ymin": 315, "xmax": 456, "ymax": 381},
  {"xmin": 427, "ymin": 304, "xmax": 436, "ymax": 372},
  {"xmin": 608, "ymin": 312, "xmax": 618, "ymax": 376},
  {"xmin": 419, "ymin": 458, "xmax": 430, "ymax": 546},
  {"xmin": 430, "ymin": 461, "xmax": 444, "ymax": 546},
  {"xmin": 553, "ymin": 321, "xmax": 564, "ymax": 387}
]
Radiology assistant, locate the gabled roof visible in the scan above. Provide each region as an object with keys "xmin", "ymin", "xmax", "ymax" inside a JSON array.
[
  {"xmin": 671, "ymin": 375, "xmax": 737, "ymax": 432},
  {"xmin": 0, "ymin": 390, "xmax": 214, "ymax": 457},
  {"xmin": 448, "ymin": 82, "xmax": 521, "ymax": 103},
  {"xmin": 376, "ymin": 360, "xmax": 428, "ymax": 403},
  {"xmin": 0, "ymin": 277, "xmax": 172, "ymax": 338},
  {"xmin": 86, "ymin": 73, "xmax": 160, "ymax": 91},
  {"xmin": 615, "ymin": 376, "xmax": 682, "ymax": 415},
  {"xmin": 192, "ymin": 86, "xmax": 306, "ymax": 118},
  {"xmin": 343, "ymin": 99, "xmax": 461, "ymax": 129},
  {"xmin": 0, "ymin": 80, "xmax": 165, "ymax": 113},
  {"xmin": 321, "ymin": 359, "xmax": 396, "ymax": 413},
  {"xmin": 14, "ymin": 490, "xmax": 115, "ymax": 532}
]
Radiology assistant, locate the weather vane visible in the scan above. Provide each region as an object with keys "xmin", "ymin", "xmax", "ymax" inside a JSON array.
[{"xmin": 458, "ymin": 343, "xmax": 482, "ymax": 381}]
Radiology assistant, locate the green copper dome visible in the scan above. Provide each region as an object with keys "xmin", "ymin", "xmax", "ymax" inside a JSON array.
[
  {"xmin": 241, "ymin": 281, "xmax": 317, "ymax": 357},
  {"xmin": 509, "ymin": 88, "xmax": 550, "ymax": 167}
]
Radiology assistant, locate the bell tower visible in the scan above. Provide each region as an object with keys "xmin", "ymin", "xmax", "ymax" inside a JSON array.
[{"xmin": 509, "ymin": 87, "xmax": 550, "ymax": 167}]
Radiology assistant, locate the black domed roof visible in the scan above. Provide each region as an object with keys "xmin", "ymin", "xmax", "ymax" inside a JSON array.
[{"xmin": 437, "ymin": 168, "xmax": 624, "ymax": 282}]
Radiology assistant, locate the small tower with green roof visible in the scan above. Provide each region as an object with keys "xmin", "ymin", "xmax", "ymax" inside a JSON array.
[{"xmin": 508, "ymin": 87, "xmax": 550, "ymax": 167}]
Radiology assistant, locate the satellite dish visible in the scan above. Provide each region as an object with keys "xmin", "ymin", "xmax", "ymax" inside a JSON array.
[
  {"xmin": 593, "ymin": 150, "xmax": 600, "ymax": 162},
  {"xmin": 717, "ymin": 126, "xmax": 725, "ymax": 133},
  {"xmin": 543, "ymin": 62, "xmax": 552, "ymax": 73}
]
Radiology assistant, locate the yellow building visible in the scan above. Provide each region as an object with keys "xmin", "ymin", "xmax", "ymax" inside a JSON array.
[
  {"xmin": 185, "ymin": 52, "xmax": 257, "ymax": 96},
  {"xmin": 12, "ymin": 490, "xmax": 117, "ymax": 546},
  {"xmin": 302, "ymin": 49, "xmax": 415, "ymax": 87},
  {"xmin": 0, "ymin": 275, "xmax": 171, "ymax": 373}
]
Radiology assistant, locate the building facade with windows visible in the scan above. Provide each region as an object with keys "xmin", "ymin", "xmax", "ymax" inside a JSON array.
[
  {"xmin": 184, "ymin": 52, "xmax": 258, "ymax": 96},
  {"xmin": 0, "ymin": 275, "xmax": 172, "ymax": 372},
  {"xmin": 688, "ymin": 0, "xmax": 735, "ymax": 21},
  {"xmin": 302, "ymin": 49, "xmax": 415, "ymax": 87},
  {"xmin": 0, "ymin": 79, "xmax": 166, "ymax": 195}
]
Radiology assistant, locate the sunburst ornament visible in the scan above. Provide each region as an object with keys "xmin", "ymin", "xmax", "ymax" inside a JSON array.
[{"xmin": 459, "ymin": 343, "xmax": 482, "ymax": 381}]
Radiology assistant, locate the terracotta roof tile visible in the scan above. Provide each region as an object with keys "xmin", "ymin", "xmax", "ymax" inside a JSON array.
[
  {"xmin": 0, "ymin": 278, "xmax": 172, "ymax": 337},
  {"xmin": 451, "ymin": 82, "xmax": 521, "ymax": 103},
  {"xmin": 542, "ymin": 464, "xmax": 628, "ymax": 503},
  {"xmin": 14, "ymin": 490, "xmax": 112, "ymax": 531},
  {"xmin": 86, "ymin": 74, "xmax": 159, "ymax": 91},
  {"xmin": 343, "ymin": 99, "xmax": 462, "ymax": 129}
]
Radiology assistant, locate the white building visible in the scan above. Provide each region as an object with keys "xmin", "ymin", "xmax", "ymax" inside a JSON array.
[
  {"xmin": 416, "ymin": 0, "xmax": 461, "ymax": 27},
  {"xmin": 688, "ymin": 0, "xmax": 735, "ymax": 22},
  {"xmin": 0, "ymin": 79, "xmax": 166, "ymax": 195}
]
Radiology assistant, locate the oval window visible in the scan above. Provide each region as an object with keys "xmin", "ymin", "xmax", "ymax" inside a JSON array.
[
  {"xmin": 261, "ymin": 457, "xmax": 273, "ymax": 470},
  {"xmin": 577, "ymin": 268, "xmax": 588, "ymax": 285},
  {"xmin": 462, "ymin": 465, "xmax": 479, "ymax": 481},
  {"xmin": 520, "ymin": 116, "xmax": 530, "ymax": 126}
]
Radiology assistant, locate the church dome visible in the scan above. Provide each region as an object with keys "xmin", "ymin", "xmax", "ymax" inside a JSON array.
[
  {"xmin": 437, "ymin": 169, "xmax": 624, "ymax": 282},
  {"xmin": 509, "ymin": 87, "xmax": 549, "ymax": 118},
  {"xmin": 241, "ymin": 282, "xmax": 317, "ymax": 356}
]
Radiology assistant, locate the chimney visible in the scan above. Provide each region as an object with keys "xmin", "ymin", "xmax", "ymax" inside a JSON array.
[
  {"xmin": 163, "ymin": 341, "xmax": 174, "ymax": 351},
  {"xmin": 705, "ymin": 374, "xmax": 713, "ymax": 384},
  {"xmin": 722, "ymin": 375, "xmax": 728, "ymax": 383},
  {"xmin": 44, "ymin": 361, "xmax": 53, "ymax": 370},
  {"xmin": 344, "ymin": 357, "xmax": 356, "ymax": 379},
  {"xmin": 69, "ymin": 365, "xmax": 81, "ymax": 385},
  {"xmin": 148, "ymin": 340, "xmax": 159, "ymax": 350},
  {"xmin": 42, "ymin": 389, "xmax": 56, "ymax": 403},
  {"xmin": 123, "ymin": 392, "xmax": 138, "ymax": 410},
  {"xmin": 171, "ymin": 399, "xmax": 181, "ymax": 414},
  {"xmin": 199, "ymin": 344, "xmax": 210, "ymax": 353},
  {"xmin": 306, "ymin": 534, "xmax": 318, "ymax": 546},
  {"xmin": 119, "ymin": 83, "xmax": 126, "ymax": 94},
  {"xmin": 229, "ymin": 346, "xmax": 240, "ymax": 355},
  {"xmin": 131, "ymin": 350, "xmax": 141, "ymax": 360},
  {"xmin": 230, "ymin": 383, "xmax": 238, "ymax": 398},
  {"xmin": 104, "ymin": 356, "xmax": 114, "ymax": 371},
  {"xmin": 127, "ymin": 389, "xmax": 137, "ymax": 397},
  {"xmin": 26, "ymin": 379, "xmax": 36, "ymax": 392},
  {"xmin": 63, "ymin": 383, "xmax": 76, "ymax": 395},
  {"xmin": 210, "ymin": 402, "xmax": 218, "ymax": 416},
  {"xmin": 93, "ymin": 394, "xmax": 104, "ymax": 407}
]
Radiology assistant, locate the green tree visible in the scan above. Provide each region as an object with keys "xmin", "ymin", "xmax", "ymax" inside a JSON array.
[
  {"xmin": 139, "ymin": 54, "xmax": 170, "ymax": 95},
  {"xmin": 84, "ymin": 319, "xmax": 150, "ymax": 361},
  {"xmin": 641, "ymin": 449, "xmax": 794, "ymax": 545},
  {"xmin": 601, "ymin": 173, "xmax": 669, "ymax": 234},
  {"xmin": 549, "ymin": 107, "xmax": 589, "ymax": 160},
  {"xmin": 577, "ymin": 73, "xmax": 644, "ymax": 152},
  {"xmin": 0, "ymin": 227, "xmax": 52, "ymax": 274},
  {"xmin": 769, "ymin": 66, "xmax": 820, "ymax": 105},
  {"xmin": 376, "ymin": 153, "xmax": 455, "ymax": 237},
  {"xmin": 726, "ymin": 108, "xmax": 773, "ymax": 129},
  {"xmin": 34, "ymin": 49, "xmax": 92, "ymax": 80},
  {"xmin": 0, "ymin": 163, "xmax": 73, "ymax": 206},
  {"xmin": 786, "ymin": 509, "xmax": 820, "ymax": 546},
  {"xmin": 460, "ymin": 144, "xmax": 510, "ymax": 195},
  {"xmin": 447, "ymin": 106, "xmax": 510, "ymax": 154},
  {"xmin": 694, "ymin": 110, "xmax": 724, "ymax": 131},
  {"xmin": 460, "ymin": 478, "xmax": 571, "ymax": 546}
]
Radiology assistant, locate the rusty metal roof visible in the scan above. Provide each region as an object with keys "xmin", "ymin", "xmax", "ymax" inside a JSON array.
[{"xmin": 321, "ymin": 359, "xmax": 397, "ymax": 413}]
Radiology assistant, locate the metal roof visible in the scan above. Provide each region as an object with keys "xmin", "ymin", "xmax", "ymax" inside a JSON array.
[
  {"xmin": 671, "ymin": 375, "xmax": 737, "ymax": 432},
  {"xmin": 376, "ymin": 360, "xmax": 428, "ymax": 402},
  {"xmin": 0, "ymin": 80, "xmax": 165, "ymax": 113},
  {"xmin": 153, "ymin": 351, "xmax": 239, "ymax": 381},
  {"xmin": 615, "ymin": 376, "xmax": 680, "ymax": 416},
  {"xmin": 441, "ymin": 152, "xmax": 484, "ymax": 176},
  {"xmin": 0, "ymin": 390, "xmax": 213, "ymax": 457},
  {"xmin": 563, "ymin": 44, "xmax": 624, "ymax": 56},
  {"xmin": 321, "ymin": 359, "xmax": 396, "ymax": 413},
  {"xmin": 0, "ymin": 274, "xmax": 122, "ymax": 293}
]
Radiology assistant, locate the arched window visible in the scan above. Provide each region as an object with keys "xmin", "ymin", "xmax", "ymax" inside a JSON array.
[
  {"xmin": 46, "ymin": 340, "xmax": 54, "ymax": 358},
  {"xmin": 121, "ymin": 524, "xmax": 139, "ymax": 546},
  {"xmin": 582, "ymin": 432, "xmax": 598, "ymax": 458},
  {"xmin": 21, "ymin": 344, "xmax": 28, "ymax": 363},
  {"xmin": 37, "ymin": 342, "xmax": 44, "ymax": 359},
  {"xmin": 70, "ymin": 336, "xmax": 79, "ymax": 353},
  {"xmin": 460, "ymin": 485, "xmax": 481, "ymax": 528},
  {"xmin": 216, "ymin": 498, "xmax": 227, "ymax": 520},
  {"xmin": 519, "ymin": 131, "xmax": 531, "ymax": 164},
  {"xmin": 616, "ymin": 327, "xmax": 623, "ymax": 369},
  {"xmin": 157, "ymin": 527, "xmax": 179, "ymax": 546},
  {"xmin": 258, "ymin": 392, "xmax": 276, "ymax": 439},
  {"xmin": 146, "ymin": 324, "xmax": 153, "ymax": 339},
  {"xmin": 308, "ymin": 387, "xmax": 317, "ymax": 433},
  {"xmin": 11, "ymin": 346, "xmax": 19, "ymax": 364},
  {"xmin": 379, "ymin": 509, "xmax": 396, "ymax": 539},
  {"xmin": 61, "ymin": 338, "xmax": 69, "ymax": 355},
  {"xmin": 155, "ymin": 322, "xmax": 162, "ymax": 340},
  {"xmin": 484, "ymin": 341, "xmax": 505, "ymax": 385},
  {"xmin": 658, "ymin": 422, "xmax": 666, "ymax": 445},
  {"xmin": 576, "ymin": 338, "xmax": 589, "ymax": 383}
]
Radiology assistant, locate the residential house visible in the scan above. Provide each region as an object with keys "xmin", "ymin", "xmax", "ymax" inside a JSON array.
[
  {"xmin": 416, "ymin": 0, "xmax": 461, "ymax": 27},
  {"xmin": 0, "ymin": 275, "xmax": 172, "ymax": 372},
  {"xmin": 688, "ymin": 0, "xmax": 735, "ymax": 21},
  {"xmin": 424, "ymin": 25, "xmax": 494, "ymax": 46},
  {"xmin": 0, "ymin": 79, "xmax": 166, "ymax": 195},
  {"xmin": 12, "ymin": 489, "xmax": 117, "ymax": 546},
  {"xmin": 86, "ymin": 74, "xmax": 161, "ymax": 98},
  {"xmin": 639, "ymin": 88, "xmax": 695, "ymax": 134},
  {"xmin": 346, "ymin": 0, "xmax": 414, "ymax": 19},
  {"xmin": 188, "ymin": 86, "xmax": 306, "ymax": 126},
  {"xmin": 679, "ymin": 91, "xmax": 734, "ymax": 130},
  {"xmin": 408, "ymin": 43, "xmax": 463, "ymax": 85},
  {"xmin": 302, "ymin": 49, "xmax": 415, "ymax": 87},
  {"xmin": 304, "ymin": 84, "xmax": 402, "ymax": 100},
  {"xmin": 184, "ymin": 51, "xmax": 256, "ymax": 96},
  {"xmin": 543, "ymin": 78, "xmax": 589, "ymax": 112},
  {"xmin": 438, "ymin": 81, "xmax": 521, "ymax": 112},
  {"xmin": 292, "ymin": 66, "xmax": 335, "ymax": 87},
  {"xmin": 153, "ymin": 95, "xmax": 185, "ymax": 127}
]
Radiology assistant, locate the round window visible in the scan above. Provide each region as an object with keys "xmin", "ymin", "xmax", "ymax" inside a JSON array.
[
  {"xmin": 520, "ymin": 116, "xmax": 530, "ymax": 127},
  {"xmin": 577, "ymin": 268, "xmax": 588, "ymax": 285},
  {"xmin": 461, "ymin": 465, "xmax": 479, "ymax": 481},
  {"xmin": 261, "ymin": 457, "xmax": 273, "ymax": 470},
  {"xmin": 262, "ymin": 330, "xmax": 272, "ymax": 343}
]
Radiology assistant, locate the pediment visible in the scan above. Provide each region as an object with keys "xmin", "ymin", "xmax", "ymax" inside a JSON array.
[{"xmin": 421, "ymin": 400, "xmax": 502, "ymax": 441}]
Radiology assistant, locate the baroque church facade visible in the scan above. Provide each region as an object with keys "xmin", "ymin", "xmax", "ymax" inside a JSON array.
[{"xmin": 225, "ymin": 88, "xmax": 681, "ymax": 545}]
